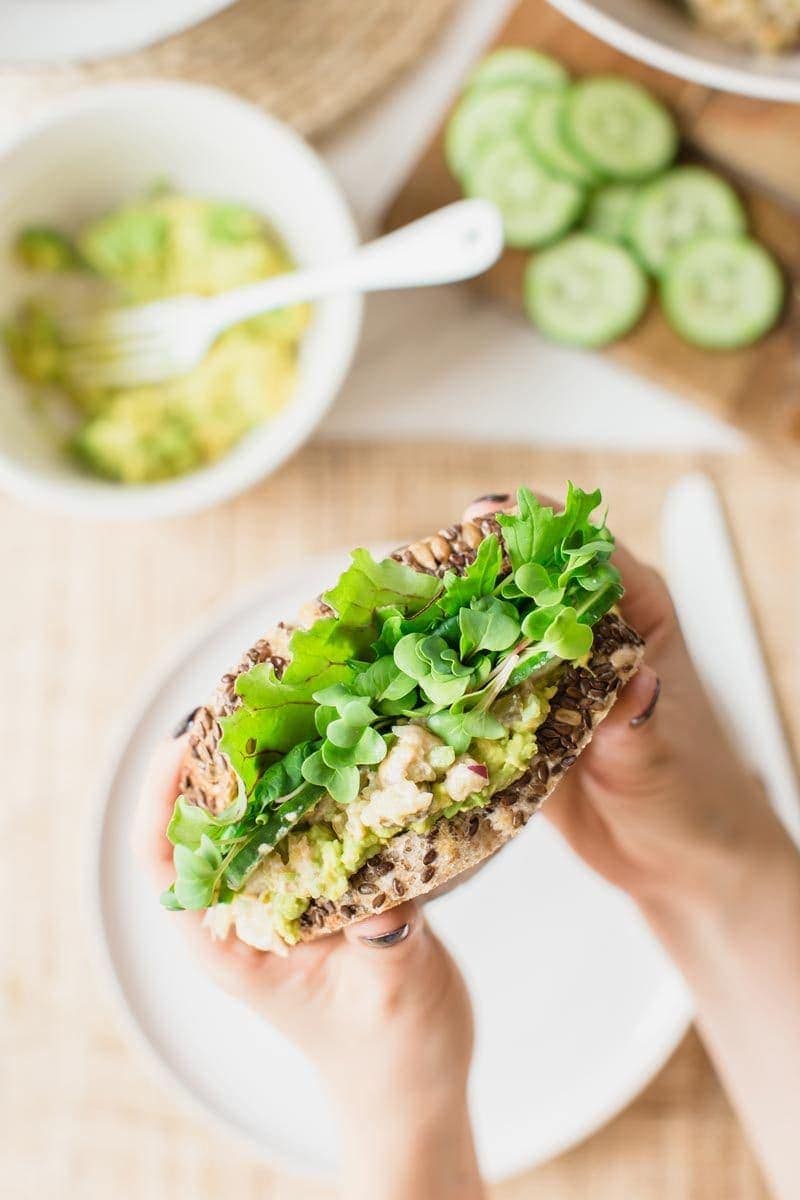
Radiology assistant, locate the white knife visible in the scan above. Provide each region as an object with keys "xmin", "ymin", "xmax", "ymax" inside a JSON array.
[{"xmin": 661, "ymin": 472, "xmax": 800, "ymax": 845}]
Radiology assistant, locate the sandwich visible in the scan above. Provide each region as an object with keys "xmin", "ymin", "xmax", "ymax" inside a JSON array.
[{"xmin": 162, "ymin": 485, "xmax": 643, "ymax": 952}]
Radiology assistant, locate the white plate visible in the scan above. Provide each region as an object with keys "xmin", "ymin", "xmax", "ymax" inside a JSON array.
[
  {"xmin": 91, "ymin": 555, "xmax": 692, "ymax": 1182},
  {"xmin": 0, "ymin": 2, "xmax": 237, "ymax": 64},
  {"xmin": 550, "ymin": 0, "xmax": 800, "ymax": 102}
]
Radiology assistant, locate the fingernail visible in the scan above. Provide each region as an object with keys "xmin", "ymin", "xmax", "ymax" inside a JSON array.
[
  {"xmin": 173, "ymin": 707, "xmax": 199, "ymax": 738},
  {"xmin": 630, "ymin": 678, "xmax": 661, "ymax": 727},
  {"xmin": 473, "ymin": 493, "xmax": 510, "ymax": 504},
  {"xmin": 359, "ymin": 923, "xmax": 411, "ymax": 948}
]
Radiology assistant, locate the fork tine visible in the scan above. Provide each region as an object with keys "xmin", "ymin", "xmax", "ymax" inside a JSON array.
[
  {"xmin": 57, "ymin": 293, "xmax": 203, "ymax": 388},
  {"xmin": 63, "ymin": 348, "xmax": 169, "ymax": 390}
]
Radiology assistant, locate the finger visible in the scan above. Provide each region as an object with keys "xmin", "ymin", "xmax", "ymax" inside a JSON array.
[
  {"xmin": 462, "ymin": 490, "xmax": 563, "ymax": 525},
  {"xmin": 611, "ymin": 544, "xmax": 675, "ymax": 644},
  {"xmin": 343, "ymin": 900, "xmax": 423, "ymax": 955},
  {"xmin": 462, "ymin": 493, "xmax": 516, "ymax": 524},
  {"xmin": 577, "ymin": 664, "xmax": 666, "ymax": 795},
  {"xmin": 131, "ymin": 734, "xmax": 187, "ymax": 892}
]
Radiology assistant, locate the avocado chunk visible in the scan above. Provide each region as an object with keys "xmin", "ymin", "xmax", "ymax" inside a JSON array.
[{"xmin": 15, "ymin": 226, "xmax": 78, "ymax": 272}]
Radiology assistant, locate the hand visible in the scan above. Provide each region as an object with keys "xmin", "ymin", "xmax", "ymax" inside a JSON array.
[
  {"xmin": 466, "ymin": 494, "xmax": 800, "ymax": 1200},
  {"xmin": 463, "ymin": 494, "xmax": 794, "ymax": 926},
  {"xmin": 134, "ymin": 739, "xmax": 484, "ymax": 1200}
]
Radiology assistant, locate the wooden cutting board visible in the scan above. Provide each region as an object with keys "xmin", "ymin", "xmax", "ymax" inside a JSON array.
[{"xmin": 384, "ymin": 0, "xmax": 800, "ymax": 468}]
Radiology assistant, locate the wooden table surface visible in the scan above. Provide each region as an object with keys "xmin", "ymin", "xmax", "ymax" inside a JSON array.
[{"xmin": 4, "ymin": 438, "xmax": 797, "ymax": 1199}]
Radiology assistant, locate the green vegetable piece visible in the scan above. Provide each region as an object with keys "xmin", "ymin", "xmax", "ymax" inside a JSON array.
[
  {"xmin": 467, "ymin": 47, "xmax": 569, "ymax": 92},
  {"xmin": 564, "ymin": 76, "xmax": 678, "ymax": 182},
  {"xmin": 524, "ymin": 232, "xmax": 649, "ymax": 348},
  {"xmin": 660, "ymin": 233, "xmax": 783, "ymax": 349},
  {"xmin": 324, "ymin": 548, "xmax": 441, "ymax": 628},
  {"xmin": 514, "ymin": 562, "xmax": 565, "ymax": 606},
  {"xmin": 465, "ymin": 136, "xmax": 585, "ymax": 249},
  {"xmin": 458, "ymin": 595, "xmax": 520, "ymax": 658},
  {"xmin": 207, "ymin": 203, "xmax": 263, "ymax": 243},
  {"xmin": 79, "ymin": 204, "xmax": 169, "ymax": 296},
  {"xmin": 445, "ymin": 83, "xmax": 535, "ymax": 181},
  {"xmin": 428, "ymin": 708, "xmax": 507, "ymax": 755},
  {"xmin": 498, "ymin": 484, "xmax": 601, "ymax": 572},
  {"xmin": 3, "ymin": 302, "xmax": 63, "ymax": 385},
  {"xmin": 440, "ymin": 534, "xmax": 503, "ymax": 615},
  {"xmin": 221, "ymin": 551, "xmax": 430, "ymax": 795},
  {"xmin": 15, "ymin": 226, "xmax": 77, "ymax": 271},
  {"xmin": 224, "ymin": 781, "xmax": 324, "ymax": 892},
  {"xmin": 522, "ymin": 605, "xmax": 593, "ymax": 660},
  {"xmin": 525, "ymin": 90, "xmax": 599, "ymax": 187},
  {"xmin": 352, "ymin": 656, "xmax": 417, "ymax": 703},
  {"xmin": 173, "ymin": 835, "xmax": 224, "ymax": 911},
  {"xmin": 302, "ymin": 753, "xmax": 361, "ymax": 806},
  {"xmin": 159, "ymin": 886, "xmax": 184, "ymax": 911},
  {"xmin": 394, "ymin": 633, "xmax": 473, "ymax": 709},
  {"xmin": 583, "ymin": 183, "xmax": 640, "ymax": 242},
  {"xmin": 628, "ymin": 166, "xmax": 747, "ymax": 276}
]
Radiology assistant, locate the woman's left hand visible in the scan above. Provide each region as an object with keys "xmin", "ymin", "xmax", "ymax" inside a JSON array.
[{"xmin": 134, "ymin": 737, "xmax": 485, "ymax": 1200}]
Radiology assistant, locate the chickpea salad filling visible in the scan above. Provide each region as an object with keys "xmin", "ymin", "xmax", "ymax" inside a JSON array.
[{"xmin": 162, "ymin": 486, "xmax": 624, "ymax": 951}]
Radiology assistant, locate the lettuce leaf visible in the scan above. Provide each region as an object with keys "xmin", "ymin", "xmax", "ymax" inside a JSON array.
[{"xmin": 163, "ymin": 485, "xmax": 627, "ymax": 909}]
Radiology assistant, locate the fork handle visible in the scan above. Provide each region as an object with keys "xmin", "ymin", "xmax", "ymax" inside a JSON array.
[{"xmin": 209, "ymin": 199, "xmax": 504, "ymax": 328}]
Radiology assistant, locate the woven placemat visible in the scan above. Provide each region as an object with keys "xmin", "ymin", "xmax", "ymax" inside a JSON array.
[
  {"xmin": 0, "ymin": 0, "xmax": 457, "ymax": 139},
  {"xmin": 2, "ymin": 439, "xmax": 783, "ymax": 1200}
]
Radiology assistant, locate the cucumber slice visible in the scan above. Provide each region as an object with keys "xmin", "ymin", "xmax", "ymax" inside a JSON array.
[
  {"xmin": 445, "ymin": 83, "xmax": 534, "ymax": 181},
  {"xmin": 524, "ymin": 233, "xmax": 649, "ymax": 347},
  {"xmin": 661, "ymin": 234, "xmax": 783, "ymax": 349},
  {"xmin": 468, "ymin": 47, "xmax": 569, "ymax": 91},
  {"xmin": 465, "ymin": 137, "xmax": 585, "ymax": 248},
  {"xmin": 628, "ymin": 166, "xmax": 747, "ymax": 275},
  {"xmin": 565, "ymin": 76, "xmax": 678, "ymax": 182},
  {"xmin": 525, "ymin": 90, "xmax": 599, "ymax": 186},
  {"xmin": 583, "ymin": 183, "xmax": 640, "ymax": 242}
]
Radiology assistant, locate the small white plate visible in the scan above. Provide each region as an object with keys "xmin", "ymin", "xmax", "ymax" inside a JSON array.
[
  {"xmin": 0, "ymin": 2, "xmax": 237, "ymax": 64},
  {"xmin": 550, "ymin": 0, "xmax": 800, "ymax": 102},
  {"xmin": 91, "ymin": 555, "xmax": 692, "ymax": 1182}
]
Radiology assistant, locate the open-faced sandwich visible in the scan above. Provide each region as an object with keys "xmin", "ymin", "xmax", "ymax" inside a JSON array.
[{"xmin": 162, "ymin": 486, "xmax": 643, "ymax": 952}]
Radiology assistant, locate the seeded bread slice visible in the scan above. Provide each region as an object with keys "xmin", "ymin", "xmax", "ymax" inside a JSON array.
[
  {"xmin": 299, "ymin": 610, "xmax": 641, "ymax": 938},
  {"xmin": 178, "ymin": 513, "xmax": 644, "ymax": 940}
]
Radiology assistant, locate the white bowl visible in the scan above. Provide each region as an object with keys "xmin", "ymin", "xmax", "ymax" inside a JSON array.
[
  {"xmin": 550, "ymin": 0, "xmax": 800, "ymax": 101},
  {"xmin": 0, "ymin": 82, "xmax": 362, "ymax": 519},
  {"xmin": 0, "ymin": 1, "xmax": 237, "ymax": 64}
]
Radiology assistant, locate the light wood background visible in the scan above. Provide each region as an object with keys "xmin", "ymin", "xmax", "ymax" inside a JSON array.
[{"xmin": 4, "ymin": 438, "xmax": 798, "ymax": 1199}]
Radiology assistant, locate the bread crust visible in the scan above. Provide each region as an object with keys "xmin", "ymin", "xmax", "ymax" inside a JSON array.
[{"xmin": 177, "ymin": 515, "xmax": 644, "ymax": 939}]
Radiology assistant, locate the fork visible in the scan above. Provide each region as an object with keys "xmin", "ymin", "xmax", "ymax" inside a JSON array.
[{"xmin": 59, "ymin": 199, "xmax": 504, "ymax": 391}]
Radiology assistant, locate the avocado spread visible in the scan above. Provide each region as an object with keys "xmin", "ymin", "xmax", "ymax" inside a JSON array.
[
  {"xmin": 234, "ymin": 673, "xmax": 557, "ymax": 945},
  {"xmin": 4, "ymin": 193, "xmax": 309, "ymax": 482}
]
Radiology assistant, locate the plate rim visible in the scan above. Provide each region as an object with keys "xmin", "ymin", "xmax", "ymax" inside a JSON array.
[
  {"xmin": 86, "ymin": 558, "xmax": 694, "ymax": 1182},
  {"xmin": 550, "ymin": 0, "xmax": 800, "ymax": 102},
  {"xmin": 0, "ymin": 1, "xmax": 239, "ymax": 64}
]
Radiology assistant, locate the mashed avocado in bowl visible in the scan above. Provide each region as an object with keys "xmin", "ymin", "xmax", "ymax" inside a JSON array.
[{"xmin": 4, "ymin": 192, "xmax": 309, "ymax": 484}]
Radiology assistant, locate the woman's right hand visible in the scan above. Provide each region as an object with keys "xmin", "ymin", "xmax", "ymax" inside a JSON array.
[
  {"xmin": 466, "ymin": 494, "xmax": 800, "ymax": 1200},
  {"xmin": 464, "ymin": 495, "xmax": 794, "ymax": 926}
]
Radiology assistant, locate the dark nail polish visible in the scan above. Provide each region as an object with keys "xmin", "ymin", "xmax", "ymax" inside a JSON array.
[
  {"xmin": 473, "ymin": 493, "xmax": 510, "ymax": 504},
  {"xmin": 630, "ymin": 679, "xmax": 661, "ymax": 727},
  {"xmin": 359, "ymin": 923, "xmax": 411, "ymax": 948},
  {"xmin": 173, "ymin": 707, "xmax": 199, "ymax": 738}
]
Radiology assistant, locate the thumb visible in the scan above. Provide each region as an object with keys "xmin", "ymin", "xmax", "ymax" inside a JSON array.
[
  {"xmin": 343, "ymin": 900, "xmax": 425, "ymax": 958},
  {"xmin": 580, "ymin": 663, "xmax": 663, "ymax": 791}
]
